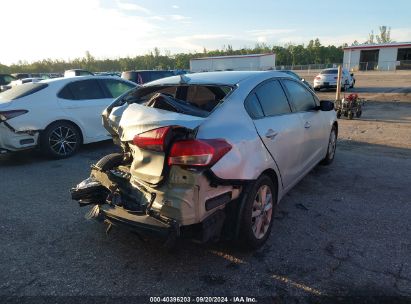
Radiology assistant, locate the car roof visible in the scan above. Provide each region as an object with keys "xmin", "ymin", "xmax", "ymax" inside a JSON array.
[
  {"xmin": 41, "ymin": 75, "xmax": 132, "ymax": 84},
  {"xmin": 146, "ymin": 71, "xmax": 292, "ymax": 86}
]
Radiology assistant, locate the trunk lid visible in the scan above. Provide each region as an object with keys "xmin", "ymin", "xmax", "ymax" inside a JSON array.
[
  {"xmin": 112, "ymin": 103, "xmax": 205, "ymax": 186},
  {"xmin": 115, "ymin": 103, "xmax": 205, "ymax": 142}
]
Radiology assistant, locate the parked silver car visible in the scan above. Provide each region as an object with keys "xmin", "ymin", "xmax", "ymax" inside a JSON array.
[{"xmin": 71, "ymin": 71, "xmax": 337, "ymax": 248}]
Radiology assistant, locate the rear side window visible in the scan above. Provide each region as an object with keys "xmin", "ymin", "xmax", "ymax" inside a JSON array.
[
  {"xmin": 254, "ymin": 80, "xmax": 291, "ymax": 116},
  {"xmin": 102, "ymin": 79, "xmax": 135, "ymax": 98},
  {"xmin": 244, "ymin": 93, "xmax": 264, "ymax": 119},
  {"xmin": 61, "ymin": 80, "xmax": 105, "ymax": 100},
  {"xmin": 282, "ymin": 79, "xmax": 316, "ymax": 112},
  {"xmin": 0, "ymin": 83, "xmax": 48, "ymax": 101}
]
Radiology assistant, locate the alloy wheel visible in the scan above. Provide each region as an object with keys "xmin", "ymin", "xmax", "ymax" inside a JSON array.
[
  {"xmin": 48, "ymin": 126, "xmax": 78, "ymax": 157},
  {"xmin": 251, "ymin": 185, "xmax": 273, "ymax": 239}
]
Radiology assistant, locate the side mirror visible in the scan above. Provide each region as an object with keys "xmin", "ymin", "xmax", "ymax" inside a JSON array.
[{"xmin": 317, "ymin": 100, "xmax": 334, "ymax": 111}]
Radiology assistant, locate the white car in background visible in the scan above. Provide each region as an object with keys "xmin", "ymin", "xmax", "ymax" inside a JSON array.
[
  {"xmin": 313, "ymin": 68, "xmax": 355, "ymax": 91},
  {"xmin": 0, "ymin": 76, "xmax": 136, "ymax": 158}
]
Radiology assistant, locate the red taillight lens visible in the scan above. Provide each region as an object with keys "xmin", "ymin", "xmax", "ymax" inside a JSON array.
[
  {"xmin": 132, "ymin": 126, "xmax": 171, "ymax": 152},
  {"xmin": 0, "ymin": 110, "xmax": 28, "ymax": 122},
  {"xmin": 168, "ymin": 139, "xmax": 232, "ymax": 167},
  {"xmin": 315, "ymin": 76, "xmax": 321, "ymax": 80}
]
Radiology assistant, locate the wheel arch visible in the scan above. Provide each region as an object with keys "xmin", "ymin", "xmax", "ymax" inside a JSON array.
[
  {"xmin": 333, "ymin": 120, "xmax": 338, "ymax": 136},
  {"xmin": 43, "ymin": 119, "xmax": 84, "ymax": 145},
  {"xmin": 260, "ymin": 168, "xmax": 280, "ymax": 204}
]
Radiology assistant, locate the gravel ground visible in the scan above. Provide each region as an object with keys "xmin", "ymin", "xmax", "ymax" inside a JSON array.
[{"xmin": 0, "ymin": 72, "xmax": 410, "ymax": 301}]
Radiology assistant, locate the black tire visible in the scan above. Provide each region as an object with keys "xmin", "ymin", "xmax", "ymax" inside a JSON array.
[
  {"xmin": 314, "ymin": 87, "xmax": 320, "ymax": 91},
  {"xmin": 95, "ymin": 153, "xmax": 124, "ymax": 171},
  {"xmin": 239, "ymin": 175, "xmax": 277, "ymax": 249},
  {"xmin": 321, "ymin": 125, "xmax": 337, "ymax": 165},
  {"xmin": 40, "ymin": 121, "xmax": 81, "ymax": 159},
  {"xmin": 356, "ymin": 110, "xmax": 362, "ymax": 118},
  {"xmin": 348, "ymin": 111, "xmax": 354, "ymax": 120}
]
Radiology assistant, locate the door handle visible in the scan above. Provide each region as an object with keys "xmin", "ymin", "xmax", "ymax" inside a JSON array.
[
  {"xmin": 304, "ymin": 122, "xmax": 311, "ymax": 129},
  {"xmin": 265, "ymin": 129, "xmax": 278, "ymax": 139}
]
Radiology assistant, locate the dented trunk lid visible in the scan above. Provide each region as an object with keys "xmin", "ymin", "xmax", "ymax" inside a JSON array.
[{"xmin": 111, "ymin": 103, "xmax": 205, "ymax": 186}]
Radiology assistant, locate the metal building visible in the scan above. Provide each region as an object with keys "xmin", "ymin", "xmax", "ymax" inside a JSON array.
[
  {"xmin": 190, "ymin": 53, "xmax": 276, "ymax": 73},
  {"xmin": 343, "ymin": 42, "xmax": 411, "ymax": 71}
]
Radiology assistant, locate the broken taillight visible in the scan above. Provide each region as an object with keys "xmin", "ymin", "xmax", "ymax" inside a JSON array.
[
  {"xmin": 132, "ymin": 126, "xmax": 171, "ymax": 152},
  {"xmin": 168, "ymin": 139, "xmax": 232, "ymax": 167}
]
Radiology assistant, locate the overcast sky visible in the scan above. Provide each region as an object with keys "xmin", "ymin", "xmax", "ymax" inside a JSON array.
[{"xmin": 1, "ymin": 0, "xmax": 410, "ymax": 65}]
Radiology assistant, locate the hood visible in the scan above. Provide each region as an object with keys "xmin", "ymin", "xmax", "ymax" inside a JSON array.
[{"xmin": 110, "ymin": 103, "xmax": 205, "ymax": 142}]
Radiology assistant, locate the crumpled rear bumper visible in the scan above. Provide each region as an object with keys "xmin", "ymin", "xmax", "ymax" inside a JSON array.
[
  {"xmin": 99, "ymin": 204, "xmax": 175, "ymax": 237},
  {"xmin": 0, "ymin": 122, "xmax": 39, "ymax": 152}
]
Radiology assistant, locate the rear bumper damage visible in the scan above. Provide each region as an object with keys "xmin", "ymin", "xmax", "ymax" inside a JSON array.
[
  {"xmin": 71, "ymin": 163, "xmax": 242, "ymax": 242},
  {"xmin": 0, "ymin": 122, "xmax": 39, "ymax": 152}
]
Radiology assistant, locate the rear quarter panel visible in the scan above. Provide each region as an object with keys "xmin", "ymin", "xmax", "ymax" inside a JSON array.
[{"xmin": 197, "ymin": 82, "xmax": 284, "ymax": 197}]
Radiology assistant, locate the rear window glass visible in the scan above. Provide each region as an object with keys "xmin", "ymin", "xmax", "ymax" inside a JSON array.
[
  {"xmin": 320, "ymin": 69, "xmax": 338, "ymax": 74},
  {"xmin": 0, "ymin": 83, "xmax": 48, "ymax": 101},
  {"xmin": 119, "ymin": 84, "xmax": 233, "ymax": 117}
]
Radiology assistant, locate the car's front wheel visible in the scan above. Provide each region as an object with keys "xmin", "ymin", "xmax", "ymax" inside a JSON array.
[
  {"xmin": 239, "ymin": 175, "xmax": 276, "ymax": 249},
  {"xmin": 40, "ymin": 121, "xmax": 81, "ymax": 159}
]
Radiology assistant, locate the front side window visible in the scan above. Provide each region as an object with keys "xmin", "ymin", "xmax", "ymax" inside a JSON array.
[
  {"xmin": 254, "ymin": 80, "xmax": 291, "ymax": 116},
  {"xmin": 102, "ymin": 79, "xmax": 135, "ymax": 98},
  {"xmin": 67, "ymin": 79, "xmax": 105, "ymax": 100},
  {"xmin": 282, "ymin": 79, "xmax": 316, "ymax": 112}
]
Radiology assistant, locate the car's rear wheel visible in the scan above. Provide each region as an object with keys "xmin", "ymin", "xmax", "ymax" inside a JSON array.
[
  {"xmin": 40, "ymin": 121, "xmax": 81, "ymax": 159},
  {"xmin": 239, "ymin": 175, "xmax": 276, "ymax": 249},
  {"xmin": 321, "ymin": 126, "xmax": 337, "ymax": 165}
]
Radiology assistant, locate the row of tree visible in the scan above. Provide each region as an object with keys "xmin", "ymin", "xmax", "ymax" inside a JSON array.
[
  {"xmin": 0, "ymin": 26, "xmax": 394, "ymax": 74},
  {"xmin": 0, "ymin": 39, "xmax": 345, "ymax": 74}
]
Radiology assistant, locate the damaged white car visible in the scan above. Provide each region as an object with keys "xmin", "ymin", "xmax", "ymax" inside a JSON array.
[
  {"xmin": 0, "ymin": 76, "xmax": 136, "ymax": 158},
  {"xmin": 71, "ymin": 71, "xmax": 338, "ymax": 248}
]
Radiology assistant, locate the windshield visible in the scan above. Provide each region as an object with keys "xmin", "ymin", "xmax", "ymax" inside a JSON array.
[
  {"xmin": 320, "ymin": 69, "xmax": 338, "ymax": 75},
  {"xmin": 114, "ymin": 84, "xmax": 233, "ymax": 118},
  {"xmin": 0, "ymin": 83, "xmax": 48, "ymax": 101}
]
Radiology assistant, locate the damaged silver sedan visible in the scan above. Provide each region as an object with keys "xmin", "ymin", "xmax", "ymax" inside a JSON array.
[{"xmin": 71, "ymin": 71, "xmax": 338, "ymax": 248}]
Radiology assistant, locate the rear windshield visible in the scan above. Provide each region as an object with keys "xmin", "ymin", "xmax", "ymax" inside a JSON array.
[
  {"xmin": 117, "ymin": 84, "xmax": 233, "ymax": 117},
  {"xmin": 0, "ymin": 83, "xmax": 48, "ymax": 101},
  {"xmin": 320, "ymin": 69, "xmax": 338, "ymax": 74}
]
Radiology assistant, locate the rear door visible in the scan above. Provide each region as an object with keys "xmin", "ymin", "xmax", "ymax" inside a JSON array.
[
  {"xmin": 246, "ymin": 79, "xmax": 305, "ymax": 188},
  {"xmin": 282, "ymin": 79, "xmax": 328, "ymax": 173},
  {"xmin": 57, "ymin": 79, "xmax": 112, "ymax": 140}
]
